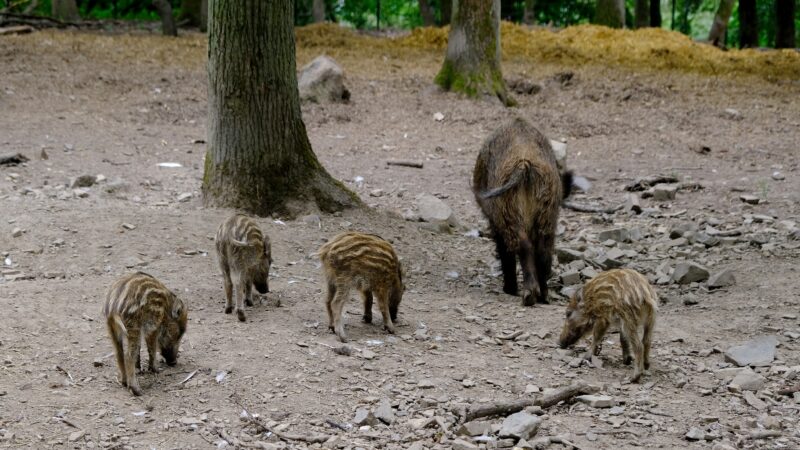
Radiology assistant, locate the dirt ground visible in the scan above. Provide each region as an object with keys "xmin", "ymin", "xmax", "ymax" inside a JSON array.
[{"xmin": 1, "ymin": 28, "xmax": 799, "ymax": 450}]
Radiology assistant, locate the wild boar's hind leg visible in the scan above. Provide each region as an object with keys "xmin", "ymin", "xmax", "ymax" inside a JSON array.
[
  {"xmin": 222, "ymin": 265, "xmax": 234, "ymax": 315},
  {"xmin": 517, "ymin": 233, "xmax": 539, "ymax": 307},
  {"xmin": 361, "ymin": 290, "xmax": 373, "ymax": 324},
  {"xmin": 534, "ymin": 234, "xmax": 555, "ymax": 304},
  {"xmin": 107, "ymin": 317, "xmax": 127, "ymax": 387},
  {"xmin": 326, "ymin": 281, "xmax": 337, "ymax": 331},
  {"xmin": 493, "ymin": 232, "xmax": 518, "ymax": 296},
  {"xmin": 330, "ymin": 285, "xmax": 351, "ymax": 342},
  {"xmin": 234, "ymin": 273, "xmax": 247, "ymax": 322},
  {"xmin": 620, "ymin": 332, "xmax": 633, "ymax": 365},
  {"xmin": 623, "ymin": 322, "xmax": 645, "ymax": 383},
  {"xmin": 376, "ymin": 288, "xmax": 395, "ymax": 334},
  {"xmin": 587, "ymin": 319, "xmax": 609, "ymax": 360},
  {"xmin": 245, "ymin": 281, "xmax": 254, "ymax": 307},
  {"xmin": 145, "ymin": 329, "xmax": 159, "ymax": 373},
  {"xmin": 642, "ymin": 311, "xmax": 655, "ymax": 370},
  {"xmin": 125, "ymin": 329, "xmax": 143, "ymax": 396}
]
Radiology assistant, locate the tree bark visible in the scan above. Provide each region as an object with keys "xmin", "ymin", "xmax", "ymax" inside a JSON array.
[
  {"xmin": 418, "ymin": 0, "xmax": 436, "ymax": 26},
  {"xmin": 707, "ymin": 0, "xmax": 734, "ymax": 48},
  {"xmin": 312, "ymin": 0, "xmax": 325, "ymax": 23},
  {"xmin": 434, "ymin": 0, "xmax": 514, "ymax": 106},
  {"xmin": 522, "ymin": 0, "xmax": 535, "ymax": 25},
  {"xmin": 775, "ymin": 0, "xmax": 796, "ymax": 49},
  {"xmin": 441, "ymin": 0, "xmax": 452, "ymax": 24},
  {"xmin": 649, "ymin": 0, "xmax": 661, "ymax": 26},
  {"xmin": 594, "ymin": 0, "xmax": 625, "ymax": 28},
  {"xmin": 153, "ymin": 0, "xmax": 177, "ymax": 36},
  {"xmin": 204, "ymin": 0, "xmax": 358, "ymax": 217},
  {"xmin": 51, "ymin": 0, "xmax": 79, "ymax": 21},
  {"xmin": 738, "ymin": 0, "xmax": 758, "ymax": 48},
  {"xmin": 634, "ymin": 0, "xmax": 649, "ymax": 27}
]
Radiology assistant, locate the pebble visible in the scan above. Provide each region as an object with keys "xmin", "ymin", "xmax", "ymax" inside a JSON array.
[
  {"xmin": 707, "ymin": 269, "xmax": 735, "ymax": 289},
  {"xmin": 729, "ymin": 368, "xmax": 766, "ymax": 391},
  {"xmin": 498, "ymin": 411, "xmax": 541, "ymax": 440},
  {"xmin": 457, "ymin": 421, "xmax": 491, "ymax": 437},
  {"xmin": 373, "ymin": 398, "xmax": 395, "ymax": 425},
  {"xmin": 724, "ymin": 335, "xmax": 777, "ymax": 367},
  {"xmin": 771, "ymin": 171, "xmax": 785, "ymax": 181},
  {"xmin": 176, "ymin": 192, "xmax": 193, "ymax": 202},
  {"xmin": 685, "ymin": 427, "xmax": 705, "ymax": 441},
  {"xmin": 415, "ymin": 194, "xmax": 457, "ymax": 229},
  {"xmin": 652, "ymin": 184, "xmax": 678, "ymax": 201},
  {"xmin": 576, "ymin": 394, "xmax": 615, "ymax": 408},
  {"xmin": 598, "ymin": 228, "xmax": 630, "ymax": 243},
  {"xmin": 739, "ymin": 194, "xmax": 760, "ymax": 205},
  {"xmin": 672, "ymin": 262, "xmax": 710, "ymax": 284},
  {"xmin": 11, "ymin": 228, "xmax": 22, "ymax": 238},
  {"xmin": 451, "ymin": 438, "xmax": 478, "ymax": 450},
  {"xmin": 353, "ymin": 408, "xmax": 376, "ymax": 426}
]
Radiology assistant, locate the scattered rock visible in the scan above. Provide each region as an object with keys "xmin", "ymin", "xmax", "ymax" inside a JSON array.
[
  {"xmin": 415, "ymin": 194, "xmax": 457, "ymax": 228},
  {"xmin": 70, "ymin": 175, "xmax": 97, "ymax": 188},
  {"xmin": 652, "ymin": 184, "xmax": 678, "ymax": 201},
  {"xmin": 739, "ymin": 195, "xmax": 760, "ymax": 205},
  {"xmin": 729, "ymin": 368, "xmax": 766, "ymax": 391},
  {"xmin": 685, "ymin": 427, "xmax": 705, "ymax": 441},
  {"xmin": 598, "ymin": 228, "xmax": 630, "ymax": 243},
  {"xmin": 707, "ymin": 269, "xmax": 735, "ymax": 289},
  {"xmin": 724, "ymin": 336, "xmax": 777, "ymax": 367},
  {"xmin": 298, "ymin": 55, "xmax": 350, "ymax": 103},
  {"xmin": 11, "ymin": 228, "xmax": 22, "ymax": 238},
  {"xmin": 373, "ymin": 399, "xmax": 395, "ymax": 425},
  {"xmin": 498, "ymin": 411, "xmax": 541, "ymax": 440},
  {"xmin": 68, "ymin": 430, "xmax": 86, "ymax": 442},
  {"xmin": 451, "ymin": 438, "xmax": 478, "ymax": 450},
  {"xmin": 457, "ymin": 421, "xmax": 491, "ymax": 437},
  {"xmin": 743, "ymin": 391, "xmax": 767, "ymax": 410},
  {"xmin": 576, "ymin": 394, "xmax": 616, "ymax": 408},
  {"xmin": 672, "ymin": 262, "xmax": 710, "ymax": 284},
  {"xmin": 176, "ymin": 192, "xmax": 193, "ymax": 202},
  {"xmin": 771, "ymin": 171, "xmax": 785, "ymax": 181},
  {"xmin": 560, "ymin": 270, "xmax": 581, "ymax": 286},
  {"xmin": 623, "ymin": 193, "xmax": 642, "ymax": 214},
  {"xmin": 556, "ymin": 247, "xmax": 584, "ymax": 263},
  {"xmin": 353, "ymin": 408, "xmax": 376, "ymax": 426}
]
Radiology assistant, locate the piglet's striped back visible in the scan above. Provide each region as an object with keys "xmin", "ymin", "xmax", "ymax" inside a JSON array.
[
  {"xmin": 216, "ymin": 214, "xmax": 266, "ymax": 246},
  {"xmin": 103, "ymin": 272, "xmax": 175, "ymax": 319}
]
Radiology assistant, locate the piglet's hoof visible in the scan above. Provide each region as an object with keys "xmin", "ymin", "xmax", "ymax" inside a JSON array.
[
  {"xmin": 237, "ymin": 310, "xmax": 246, "ymax": 322},
  {"xmin": 245, "ymin": 298, "xmax": 253, "ymax": 307},
  {"xmin": 520, "ymin": 289, "xmax": 535, "ymax": 307},
  {"xmin": 224, "ymin": 306, "xmax": 233, "ymax": 314}
]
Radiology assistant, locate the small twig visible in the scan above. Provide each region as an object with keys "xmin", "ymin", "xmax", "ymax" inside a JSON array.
[
  {"xmin": 463, "ymin": 381, "xmax": 600, "ymax": 422},
  {"xmin": 549, "ymin": 435, "xmax": 585, "ymax": 450},
  {"xmin": 386, "ymin": 160, "xmax": 424, "ymax": 169},
  {"xmin": 234, "ymin": 400, "xmax": 331, "ymax": 444},
  {"xmin": 177, "ymin": 369, "xmax": 198, "ymax": 385},
  {"xmin": 56, "ymin": 417, "xmax": 80, "ymax": 429},
  {"xmin": 563, "ymin": 201, "xmax": 623, "ymax": 214},
  {"xmin": 55, "ymin": 365, "xmax": 74, "ymax": 383}
]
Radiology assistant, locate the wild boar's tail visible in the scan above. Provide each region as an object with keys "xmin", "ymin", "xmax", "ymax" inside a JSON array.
[{"xmin": 480, "ymin": 164, "xmax": 530, "ymax": 200}]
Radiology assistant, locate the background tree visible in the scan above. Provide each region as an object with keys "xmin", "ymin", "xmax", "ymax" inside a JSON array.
[
  {"xmin": 152, "ymin": 0, "xmax": 177, "ymax": 36},
  {"xmin": 594, "ymin": 0, "xmax": 625, "ymax": 28},
  {"xmin": 203, "ymin": 0, "xmax": 358, "ymax": 217},
  {"xmin": 418, "ymin": 0, "xmax": 436, "ymax": 25},
  {"xmin": 178, "ymin": 0, "xmax": 201, "ymax": 26},
  {"xmin": 707, "ymin": 0, "xmax": 735, "ymax": 47},
  {"xmin": 435, "ymin": 0, "xmax": 513, "ymax": 106},
  {"xmin": 650, "ymin": 0, "xmax": 661, "ymax": 26},
  {"xmin": 522, "ymin": 0, "xmax": 535, "ymax": 24},
  {"xmin": 774, "ymin": 0, "xmax": 796, "ymax": 48},
  {"xmin": 441, "ymin": 0, "xmax": 452, "ymax": 24},
  {"xmin": 738, "ymin": 0, "xmax": 758, "ymax": 47},
  {"xmin": 312, "ymin": 0, "xmax": 326, "ymax": 22},
  {"xmin": 635, "ymin": 0, "xmax": 649, "ymax": 27},
  {"xmin": 51, "ymin": 0, "xmax": 80, "ymax": 21}
]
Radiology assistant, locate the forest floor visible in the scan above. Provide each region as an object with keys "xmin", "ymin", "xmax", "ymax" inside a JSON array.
[{"xmin": 1, "ymin": 27, "xmax": 799, "ymax": 450}]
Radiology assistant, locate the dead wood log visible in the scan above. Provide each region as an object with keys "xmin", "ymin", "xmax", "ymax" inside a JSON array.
[
  {"xmin": 463, "ymin": 381, "xmax": 600, "ymax": 422},
  {"xmin": 563, "ymin": 201, "xmax": 623, "ymax": 214},
  {"xmin": 0, "ymin": 11, "xmax": 95, "ymax": 29},
  {"xmin": 0, "ymin": 24, "xmax": 33, "ymax": 34},
  {"xmin": 0, "ymin": 153, "xmax": 29, "ymax": 166},
  {"xmin": 386, "ymin": 160, "xmax": 424, "ymax": 169},
  {"xmin": 235, "ymin": 402, "xmax": 330, "ymax": 444},
  {"xmin": 624, "ymin": 174, "xmax": 679, "ymax": 191}
]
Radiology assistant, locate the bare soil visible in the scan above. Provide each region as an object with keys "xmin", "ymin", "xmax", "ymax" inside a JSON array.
[{"xmin": 1, "ymin": 29, "xmax": 799, "ymax": 450}]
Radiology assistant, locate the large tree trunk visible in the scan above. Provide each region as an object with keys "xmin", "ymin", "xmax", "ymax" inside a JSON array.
[
  {"xmin": 775, "ymin": 0, "xmax": 796, "ymax": 49},
  {"xmin": 51, "ymin": 0, "xmax": 80, "ymax": 21},
  {"xmin": 522, "ymin": 0, "xmax": 535, "ymax": 25},
  {"xmin": 312, "ymin": 0, "xmax": 326, "ymax": 23},
  {"xmin": 634, "ymin": 0, "xmax": 649, "ymax": 27},
  {"xmin": 594, "ymin": 0, "xmax": 625, "ymax": 28},
  {"xmin": 649, "ymin": 0, "xmax": 661, "ymax": 27},
  {"xmin": 204, "ymin": 0, "xmax": 358, "ymax": 217},
  {"xmin": 153, "ymin": 0, "xmax": 178, "ymax": 36},
  {"xmin": 441, "ymin": 0, "xmax": 452, "ymax": 24},
  {"xmin": 738, "ymin": 0, "xmax": 758, "ymax": 48},
  {"xmin": 707, "ymin": 0, "xmax": 735, "ymax": 48},
  {"xmin": 418, "ymin": 0, "xmax": 436, "ymax": 26},
  {"xmin": 434, "ymin": 0, "xmax": 513, "ymax": 106}
]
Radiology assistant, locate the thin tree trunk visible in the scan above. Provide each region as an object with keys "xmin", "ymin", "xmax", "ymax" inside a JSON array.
[
  {"xmin": 708, "ymin": 0, "xmax": 734, "ymax": 47},
  {"xmin": 435, "ymin": 0, "xmax": 513, "ymax": 106},
  {"xmin": 179, "ymin": 0, "xmax": 202, "ymax": 26},
  {"xmin": 522, "ymin": 0, "xmax": 535, "ymax": 25},
  {"xmin": 441, "ymin": 0, "xmax": 452, "ymax": 25},
  {"xmin": 51, "ymin": 0, "xmax": 79, "ymax": 21},
  {"xmin": 312, "ymin": 0, "xmax": 325, "ymax": 23},
  {"xmin": 153, "ymin": 0, "xmax": 177, "ymax": 36},
  {"xmin": 200, "ymin": 0, "xmax": 207, "ymax": 31},
  {"xmin": 634, "ymin": 0, "xmax": 649, "ymax": 27},
  {"xmin": 738, "ymin": 0, "xmax": 758, "ymax": 48},
  {"xmin": 594, "ymin": 0, "xmax": 625, "ymax": 28},
  {"xmin": 775, "ymin": 0, "xmax": 796, "ymax": 49},
  {"xmin": 418, "ymin": 0, "xmax": 436, "ymax": 26},
  {"xmin": 649, "ymin": 0, "xmax": 661, "ymax": 26},
  {"xmin": 204, "ymin": 0, "xmax": 358, "ymax": 217}
]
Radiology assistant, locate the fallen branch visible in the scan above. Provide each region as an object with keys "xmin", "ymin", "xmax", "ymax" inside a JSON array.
[
  {"xmin": 177, "ymin": 369, "xmax": 198, "ymax": 385},
  {"xmin": 625, "ymin": 174, "xmax": 679, "ymax": 192},
  {"xmin": 563, "ymin": 201, "xmax": 623, "ymax": 214},
  {"xmin": 0, "ymin": 12, "xmax": 99, "ymax": 29},
  {"xmin": 386, "ymin": 160, "xmax": 423, "ymax": 169},
  {"xmin": 0, "ymin": 152, "xmax": 29, "ymax": 166},
  {"xmin": 463, "ymin": 381, "xmax": 600, "ymax": 422},
  {"xmin": 236, "ymin": 402, "xmax": 331, "ymax": 444},
  {"xmin": 548, "ymin": 435, "xmax": 585, "ymax": 450},
  {"xmin": 0, "ymin": 24, "xmax": 33, "ymax": 34},
  {"xmin": 747, "ymin": 430, "xmax": 781, "ymax": 440}
]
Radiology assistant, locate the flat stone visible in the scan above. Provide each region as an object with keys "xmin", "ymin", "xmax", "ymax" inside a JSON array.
[
  {"xmin": 598, "ymin": 228, "xmax": 630, "ymax": 243},
  {"xmin": 560, "ymin": 270, "xmax": 581, "ymax": 286},
  {"xmin": 353, "ymin": 407, "xmax": 376, "ymax": 426},
  {"xmin": 623, "ymin": 193, "xmax": 642, "ymax": 214},
  {"xmin": 672, "ymin": 262, "xmax": 710, "ymax": 284},
  {"xmin": 693, "ymin": 232, "xmax": 720, "ymax": 247},
  {"xmin": 576, "ymin": 394, "xmax": 615, "ymax": 408},
  {"xmin": 739, "ymin": 194, "xmax": 760, "ymax": 205},
  {"xmin": 373, "ymin": 398, "xmax": 395, "ymax": 425},
  {"xmin": 708, "ymin": 269, "xmax": 736, "ymax": 289},
  {"xmin": 724, "ymin": 335, "xmax": 777, "ymax": 367},
  {"xmin": 729, "ymin": 368, "xmax": 766, "ymax": 391},
  {"xmin": 556, "ymin": 247, "xmax": 584, "ymax": 263},
  {"xmin": 743, "ymin": 391, "xmax": 767, "ymax": 410},
  {"xmin": 68, "ymin": 430, "xmax": 86, "ymax": 442},
  {"xmin": 415, "ymin": 194, "xmax": 456, "ymax": 228},
  {"xmin": 176, "ymin": 192, "xmax": 193, "ymax": 202},
  {"xmin": 685, "ymin": 427, "xmax": 705, "ymax": 441},
  {"xmin": 298, "ymin": 55, "xmax": 350, "ymax": 103},
  {"xmin": 11, "ymin": 228, "xmax": 22, "ymax": 238},
  {"xmin": 498, "ymin": 411, "xmax": 541, "ymax": 440},
  {"xmin": 70, "ymin": 175, "xmax": 97, "ymax": 188},
  {"xmin": 457, "ymin": 421, "xmax": 491, "ymax": 437},
  {"xmin": 652, "ymin": 184, "xmax": 678, "ymax": 201},
  {"xmin": 451, "ymin": 438, "xmax": 478, "ymax": 450}
]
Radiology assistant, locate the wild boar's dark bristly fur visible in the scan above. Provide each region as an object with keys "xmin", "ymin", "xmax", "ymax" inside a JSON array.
[
  {"xmin": 215, "ymin": 214, "xmax": 273, "ymax": 322},
  {"xmin": 318, "ymin": 232, "xmax": 404, "ymax": 343},
  {"xmin": 473, "ymin": 118, "xmax": 572, "ymax": 306},
  {"xmin": 558, "ymin": 268, "xmax": 658, "ymax": 383},
  {"xmin": 103, "ymin": 272, "xmax": 188, "ymax": 396}
]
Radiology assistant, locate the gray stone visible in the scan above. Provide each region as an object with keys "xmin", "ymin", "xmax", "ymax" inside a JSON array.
[
  {"xmin": 353, "ymin": 407, "xmax": 376, "ymax": 426},
  {"xmin": 739, "ymin": 194, "xmax": 760, "ymax": 205},
  {"xmin": 598, "ymin": 228, "xmax": 630, "ymax": 243},
  {"xmin": 576, "ymin": 394, "xmax": 615, "ymax": 408},
  {"xmin": 685, "ymin": 427, "xmax": 705, "ymax": 441},
  {"xmin": 498, "ymin": 411, "xmax": 541, "ymax": 440},
  {"xmin": 415, "ymin": 194, "xmax": 457, "ymax": 228},
  {"xmin": 457, "ymin": 421, "xmax": 491, "ymax": 437},
  {"xmin": 693, "ymin": 232, "xmax": 720, "ymax": 247},
  {"xmin": 724, "ymin": 336, "xmax": 777, "ymax": 367},
  {"xmin": 729, "ymin": 368, "xmax": 766, "ymax": 391},
  {"xmin": 70, "ymin": 174, "xmax": 97, "ymax": 188},
  {"xmin": 560, "ymin": 270, "xmax": 581, "ymax": 286},
  {"xmin": 652, "ymin": 184, "xmax": 678, "ymax": 201},
  {"xmin": 623, "ymin": 193, "xmax": 642, "ymax": 214},
  {"xmin": 298, "ymin": 55, "xmax": 350, "ymax": 103},
  {"xmin": 595, "ymin": 255, "xmax": 624, "ymax": 270},
  {"xmin": 176, "ymin": 192, "xmax": 193, "ymax": 202},
  {"xmin": 743, "ymin": 391, "xmax": 767, "ymax": 410},
  {"xmin": 11, "ymin": 228, "xmax": 22, "ymax": 238},
  {"xmin": 556, "ymin": 247, "xmax": 584, "ymax": 264},
  {"xmin": 373, "ymin": 398, "xmax": 395, "ymax": 425},
  {"xmin": 708, "ymin": 269, "xmax": 735, "ymax": 289},
  {"xmin": 451, "ymin": 438, "xmax": 478, "ymax": 450},
  {"xmin": 671, "ymin": 262, "xmax": 710, "ymax": 284}
]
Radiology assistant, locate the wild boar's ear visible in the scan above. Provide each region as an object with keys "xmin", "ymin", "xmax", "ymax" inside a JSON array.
[
  {"xmin": 575, "ymin": 288, "xmax": 585, "ymax": 304},
  {"xmin": 172, "ymin": 300, "xmax": 185, "ymax": 320},
  {"xmin": 231, "ymin": 239, "xmax": 250, "ymax": 247}
]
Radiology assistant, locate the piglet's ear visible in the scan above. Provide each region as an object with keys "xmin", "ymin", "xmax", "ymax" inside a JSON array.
[
  {"xmin": 575, "ymin": 288, "xmax": 585, "ymax": 304},
  {"xmin": 172, "ymin": 299, "xmax": 185, "ymax": 320},
  {"xmin": 231, "ymin": 239, "xmax": 249, "ymax": 247}
]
